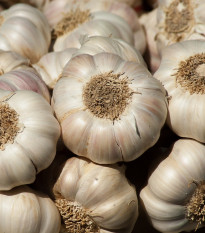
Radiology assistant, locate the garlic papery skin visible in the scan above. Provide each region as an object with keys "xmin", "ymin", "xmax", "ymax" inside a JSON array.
[
  {"xmin": 0, "ymin": 3, "xmax": 51, "ymax": 63},
  {"xmin": 33, "ymin": 48, "xmax": 78, "ymax": 89},
  {"xmin": 156, "ymin": 0, "xmax": 205, "ymax": 55},
  {"xmin": 40, "ymin": 156, "xmax": 138, "ymax": 233},
  {"xmin": 53, "ymin": 10, "xmax": 134, "ymax": 52},
  {"xmin": 52, "ymin": 52, "xmax": 167, "ymax": 164},
  {"xmin": 34, "ymin": 36, "xmax": 146, "ymax": 90},
  {"xmin": 0, "ymin": 90, "xmax": 60, "ymax": 190},
  {"xmin": 0, "ymin": 68, "xmax": 51, "ymax": 102},
  {"xmin": 140, "ymin": 8, "xmax": 161, "ymax": 73},
  {"xmin": 140, "ymin": 138, "xmax": 205, "ymax": 233},
  {"xmin": 154, "ymin": 40, "xmax": 205, "ymax": 143},
  {"xmin": 0, "ymin": 185, "xmax": 61, "ymax": 233}
]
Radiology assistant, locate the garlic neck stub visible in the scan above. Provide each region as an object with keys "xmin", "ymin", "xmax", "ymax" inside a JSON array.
[
  {"xmin": 174, "ymin": 53, "xmax": 205, "ymax": 94},
  {"xmin": 55, "ymin": 199, "xmax": 100, "ymax": 233},
  {"xmin": 186, "ymin": 181, "xmax": 205, "ymax": 229},
  {"xmin": 164, "ymin": 0, "xmax": 195, "ymax": 42},
  {"xmin": 0, "ymin": 98, "xmax": 22, "ymax": 150},
  {"xmin": 82, "ymin": 71, "xmax": 134, "ymax": 121},
  {"xmin": 54, "ymin": 9, "xmax": 91, "ymax": 37}
]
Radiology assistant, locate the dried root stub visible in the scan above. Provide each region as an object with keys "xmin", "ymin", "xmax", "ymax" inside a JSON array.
[
  {"xmin": 54, "ymin": 8, "xmax": 91, "ymax": 37},
  {"xmin": 0, "ymin": 100, "xmax": 20, "ymax": 150},
  {"xmin": 174, "ymin": 53, "xmax": 205, "ymax": 94},
  {"xmin": 55, "ymin": 198, "xmax": 100, "ymax": 233},
  {"xmin": 164, "ymin": 0, "xmax": 195, "ymax": 42},
  {"xmin": 82, "ymin": 71, "xmax": 134, "ymax": 121},
  {"xmin": 185, "ymin": 180, "xmax": 205, "ymax": 230}
]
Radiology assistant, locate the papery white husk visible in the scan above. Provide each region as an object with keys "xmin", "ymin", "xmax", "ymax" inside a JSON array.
[
  {"xmin": 140, "ymin": 8, "xmax": 161, "ymax": 73},
  {"xmin": 154, "ymin": 40, "xmax": 205, "ymax": 143},
  {"xmin": 0, "ymin": 3, "xmax": 51, "ymax": 63},
  {"xmin": 52, "ymin": 156, "xmax": 138, "ymax": 233},
  {"xmin": 140, "ymin": 138, "xmax": 205, "ymax": 232},
  {"xmin": 34, "ymin": 36, "xmax": 146, "ymax": 89},
  {"xmin": 0, "ymin": 90, "xmax": 60, "ymax": 190},
  {"xmin": 52, "ymin": 52, "xmax": 167, "ymax": 164},
  {"xmin": 53, "ymin": 10, "xmax": 134, "ymax": 52},
  {"xmin": 0, "ymin": 185, "xmax": 61, "ymax": 233},
  {"xmin": 156, "ymin": 0, "xmax": 205, "ymax": 54}
]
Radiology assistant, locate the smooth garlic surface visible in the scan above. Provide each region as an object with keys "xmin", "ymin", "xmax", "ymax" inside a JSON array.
[
  {"xmin": 53, "ymin": 10, "xmax": 134, "ymax": 52},
  {"xmin": 34, "ymin": 36, "xmax": 146, "ymax": 89},
  {"xmin": 156, "ymin": 0, "xmax": 205, "ymax": 54},
  {"xmin": 42, "ymin": 156, "xmax": 138, "ymax": 233},
  {"xmin": 52, "ymin": 52, "xmax": 167, "ymax": 164},
  {"xmin": 154, "ymin": 40, "xmax": 205, "ymax": 143},
  {"xmin": 140, "ymin": 138, "xmax": 205, "ymax": 232},
  {"xmin": 0, "ymin": 90, "xmax": 60, "ymax": 190},
  {"xmin": 0, "ymin": 185, "xmax": 61, "ymax": 233},
  {"xmin": 0, "ymin": 3, "xmax": 51, "ymax": 63}
]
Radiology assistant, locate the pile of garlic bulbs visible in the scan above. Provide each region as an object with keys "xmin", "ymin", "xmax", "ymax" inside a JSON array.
[{"xmin": 1, "ymin": 1, "xmax": 205, "ymax": 233}]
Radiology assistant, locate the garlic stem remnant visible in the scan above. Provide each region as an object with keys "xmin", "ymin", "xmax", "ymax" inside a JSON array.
[
  {"xmin": 186, "ymin": 181, "xmax": 205, "ymax": 230},
  {"xmin": 0, "ymin": 100, "xmax": 21, "ymax": 150},
  {"xmin": 54, "ymin": 9, "xmax": 91, "ymax": 37},
  {"xmin": 164, "ymin": 0, "xmax": 194, "ymax": 42},
  {"xmin": 82, "ymin": 71, "xmax": 134, "ymax": 121},
  {"xmin": 174, "ymin": 53, "xmax": 205, "ymax": 94},
  {"xmin": 55, "ymin": 198, "xmax": 100, "ymax": 233}
]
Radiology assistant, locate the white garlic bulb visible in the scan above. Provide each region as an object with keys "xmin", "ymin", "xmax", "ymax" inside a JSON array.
[
  {"xmin": 156, "ymin": 0, "xmax": 205, "ymax": 54},
  {"xmin": 0, "ymin": 49, "xmax": 50, "ymax": 102},
  {"xmin": 38, "ymin": 156, "xmax": 138, "ymax": 233},
  {"xmin": 0, "ymin": 185, "xmax": 61, "ymax": 233},
  {"xmin": 43, "ymin": 0, "xmax": 140, "ymax": 33},
  {"xmin": 140, "ymin": 8, "xmax": 161, "ymax": 73},
  {"xmin": 0, "ymin": 3, "xmax": 51, "ymax": 63},
  {"xmin": 0, "ymin": 69, "xmax": 51, "ymax": 103},
  {"xmin": 53, "ymin": 10, "xmax": 134, "ymax": 52},
  {"xmin": 34, "ymin": 36, "xmax": 146, "ymax": 89},
  {"xmin": 154, "ymin": 40, "xmax": 205, "ymax": 143},
  {"xmin": 0, "ymin": 90, "xmax": 60, "ymax": 190},
  {"xmin": 140, "ymin": 138, "xmax": 205, "ymax": 232},
  {"xmin": 52, "ymin": 52, "xmax": 167, "ymax": 164}
]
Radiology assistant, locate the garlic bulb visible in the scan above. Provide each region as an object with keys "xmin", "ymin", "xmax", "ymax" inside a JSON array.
[
  {"xmin": 52, "ymin": 52, "xmax": 167, "ymax": 164},
  {"xmin": 140, "ymin": 138, "xmax": 205, "ymax": 232},
  {"xmin": 0, "ymin": 185, "xmax": 61, "ymax": 233},
  {"xmin": 0, "ymin": 90, "xmax": 60, "ymax": 190},
  {"xmin": 34, "ymin": 36, "xmax": 146, "ymax": 89},
  {"xmin": 0, "ymin": 50, "xmax": 50, "ymax": 102},
  {"xmin": 0, "ymin": 3, "xmax": 51, "ymax": 63},
  {"xmin": 156, "ymin": 0, "xmax": 205, "ymax": 54},
  {"xmin": 154, "ymin": 40, "xmax": 205, "ymax": 143},
  {"xmin": 140, "ymin": 8, "xmax": 161, "ymax": 73},
  {"xmin": 37, "ymin": 156, "xmax": 138, "ymax": 233},
  {"xmin": 43, "ymin": 0, "xmax": 140, "ymax": 33},
  {"xmin": 53, "ymin": 10, "xmax": 134, "ymax": 52},
  {"xmin": 0, "ymin": 69, "xmax": 51, "ymax": 102}
]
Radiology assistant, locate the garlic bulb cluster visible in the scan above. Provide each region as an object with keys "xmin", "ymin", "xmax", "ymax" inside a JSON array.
[
  {"xmin": 140, "ymin": 138, "xmax": 205, "ymax": 232},
  {"xmin": 156, "ymin": 0, "xmax": 205, "ymax": 54},
  {"xmin": 0, "ymin": 90, "xmax": 60, "ymax": 190},
  {"xmin": 0, "ymin": 185, "xmax": 61, "ymax": 233},
  {"xmin": 33, "ymin": 35, "xmax": 146, "ymax": 89},
  {"xmin": 154, "ymin": 40, "xmax": 205, "ymax": 143},
  {"xmin": 140, "ymin": 8, "xmax": 161, "ymax": 73},
  {"xmin": 53, "ymin": 10, "xmax": 134, "ymax": 52},
  {"xmin": 52, "ymin": 52, "xmax": 167, "ymax": 164},
  {"xmin": 0, "ymin": 3, "xmax": 51, "ymax": 63},
  {"xmin": 38, "ymin": 156, "xmax": 138, "ymax": 233}
]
